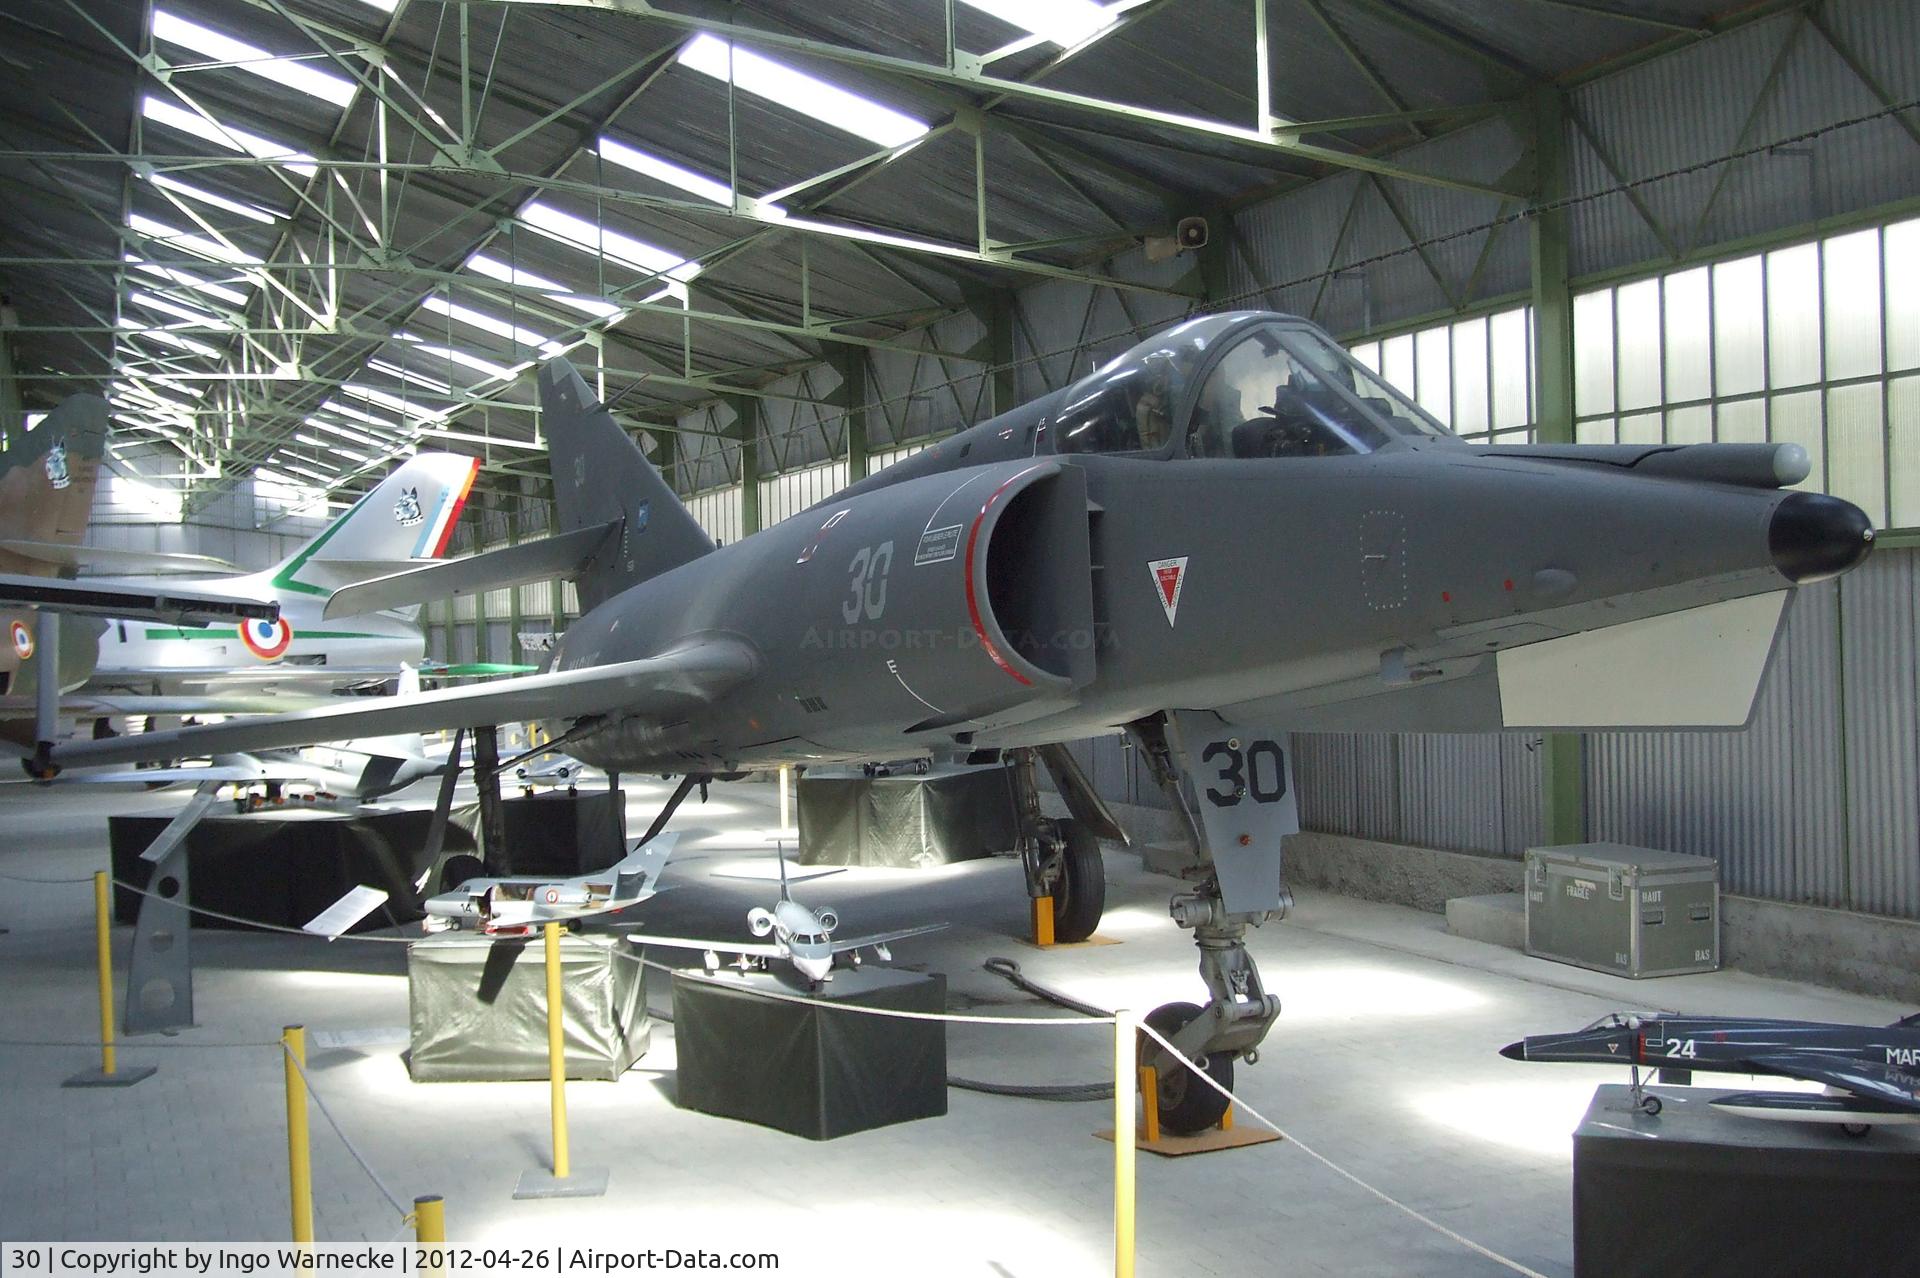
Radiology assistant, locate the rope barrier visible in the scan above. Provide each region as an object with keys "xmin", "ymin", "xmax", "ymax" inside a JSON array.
[
  {"xmin": 107, "ymin": 877, "xmax": 420, "ymax": 942},
  {"xmin": 617, "ymin": 944, "xmax": 1113, "ymax": 1028},
  {"xmin": 0, "ymin": 1037, "xmax": 279, "ymax": 1048},
  {"xmin": 0, "ymin": 869, "xmax": 97, "ymax": 884},
  {"xmin": 281, "ymin": 1042, "xmax": 411, "ymax": 1220},
  {"xmin": 1134, "ymin": 1020, "xmax": 1550, "ymax": 1278}
]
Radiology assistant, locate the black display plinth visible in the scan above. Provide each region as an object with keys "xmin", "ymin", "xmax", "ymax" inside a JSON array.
[
  {"xmin": 1574, "ymin": 1085, "xmax": 1920, "ymax": 1277},
  {"xmin": 109, "ymin": 809, "xmax": 475, "ymax": 930},
  {"xmin": 797, "ymin": 765, "xmax": 1015, "ymax": 867},
  {"xmin": 408, "ymin": 932, "xmax": 648, "ymax": 1082},
  {"xmin": 455, "ymin": 789, "xmax": 626, "ymax": 876},
  {"xmin": 670, "ymin": 966, "xmax": 947, "ymax": 1139}
]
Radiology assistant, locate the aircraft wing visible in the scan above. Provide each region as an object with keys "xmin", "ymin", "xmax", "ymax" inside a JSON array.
[
  {"xmin": 21, "ymin": 765, "xmax": 269, "ymax": 785},
  {"xmin": 46, "ymin": 636, "xmax": 756, "ymax": 770},
  {"xmin": 323, "ymin": 521, "xmax": 618, "ymax": 620},
  {"xmin": 1743, "ymin": 1052, "xmax": 1920, "ymax": 1112},
  {"xmin": 626, "ymin": 933, "xmax": 787, "ymax": 960},
  {"xmin": 0, "ymin": 539, "xmax": 242, "ymax": 575},
  {"xmin": 0, "ymin": 573, "xmax": 277, "ymax": 626},
  {"xmin": 828, "ymin": 923, "xmax": 947, "ymax": 954}
]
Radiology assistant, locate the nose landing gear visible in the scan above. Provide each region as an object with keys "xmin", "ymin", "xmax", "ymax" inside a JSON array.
[{"xmin": 1130, "ymin": 712, "xmax": 1297, "ymax": 1134}]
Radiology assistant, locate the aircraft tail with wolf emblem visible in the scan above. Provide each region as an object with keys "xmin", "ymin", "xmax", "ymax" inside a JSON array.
[{"xmin": 258, "ymin": 453, "xmax": 479, "ymax": 600}]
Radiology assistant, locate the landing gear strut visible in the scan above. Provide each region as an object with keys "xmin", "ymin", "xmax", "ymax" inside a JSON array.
[
  {"xmin": 1130, "ymin": 712, "xmax": 1295, "ymax": 1134},
  {"xmin": 1004, "ymin": 746, "xmax": 1122, "ymax": 944}
]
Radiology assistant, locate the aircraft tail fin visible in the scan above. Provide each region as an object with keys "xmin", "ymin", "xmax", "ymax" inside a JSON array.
[
  {"xmin": 538, "ymin": 358, "xmax": 713, "ymax": 611},
  {"xmin": 0, "ymin": 394, "xmax": 108, "ymax": 556},
  {"xmin": 262, "ymin": 453, "xmax": 479, "ymax": 600},
  {"xmin": 613, "ymin": 831, "xmax": 680, "ymax": 901}
]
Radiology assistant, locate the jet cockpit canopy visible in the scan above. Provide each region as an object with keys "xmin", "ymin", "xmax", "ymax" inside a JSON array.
[{"xmin": 1051, "ymin": 312, "xmax": 1455, "ymax": 460}]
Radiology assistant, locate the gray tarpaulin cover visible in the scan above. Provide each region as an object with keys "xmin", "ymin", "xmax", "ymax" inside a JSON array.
[
  {"xmin": 797, "ymin": 764, "xmax": 1017, "ymax": 867},
  {"xmin": 407, "ymin": 932, "xmax": 648, "ymax": 1081}
]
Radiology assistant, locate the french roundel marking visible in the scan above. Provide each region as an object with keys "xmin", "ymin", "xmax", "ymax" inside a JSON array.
[
  {"xmin": 544, "ymin": 888, "xmax": 560, "ymax": 905},
  {"xmin": 9, "ymin": 621, "xmax": 32, "ymax": 660},
  {"xmin": 239, "ymin": 617, "xmax": 293, "ymax": 660}
]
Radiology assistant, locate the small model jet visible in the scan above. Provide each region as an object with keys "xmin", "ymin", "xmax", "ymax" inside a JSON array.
[
  {"xmin": 32, "ymin": 734, "xmax": 455, "ymax": 811},
  {"xmin": 1501, "ymin": 1011, "xmax": 1920, "ymax": 1135},
  {"xmin": 417, "ymin": 831, "xmax": 680, "ymax": 936},
  {"xmin": 627, "ymin": 846, "xmax": 942, "ymax": 987}
]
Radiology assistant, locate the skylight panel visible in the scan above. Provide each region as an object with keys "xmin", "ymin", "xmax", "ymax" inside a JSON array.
[
  {"xmin": 320, "ymin": 399, "xmax": 407, "ymax": 433},
  {"xmin": 303, "ymin": 415, "xmax": 386, "ymax": 449},
  {"xmin": 517, "ymin": 202, "xmax": 701, "ymax": 282},
  {"xmin": 395, "ymin": 335, "xmax": 518, "ymax": 382},
  {"xmin": 366, "ymin": 359, "xmax": 450, "ymax": 394},
  {"xmin": 341, "ymin": 382, "xmax": 448, "ymax": 421},
  {"xmin": 141, "ymin": 96, "xmax": 318, "ymax": 177},
  {"xmin": 125, "ymin": 255, "xmax": 250, "ymax": 307},
  {"xmin": 596, "ymin": 137, "xmax": 732, "ymax": 206},
  {"xmin": 115, "ymin": 317, "xmax": 222, "ymax": 359},
  {"xmin": 128, "ymin": 290, "xmax": 233, "ymax": 328},
  {"xmin": 296, "ymin": 432, "xmax": 369, "ymax": 463},
  {"xmin": 464, "ymin": 253, "xmax": 625, "ymax": 320},
  {"xmin": 128, "ymin": 213, "xmax": 265, "ymax": 266},
  {"xmin": 957, "ymin": 0, "xmax": 1116, "ymax": 47},
  {"xmin": 145, "ymin": 172, "xmax": 281, "ymax": 225},
  {"xmin": 151, "ymin": 11, "xmax": 357, "ymax": 108},
  {"xmin": 418, "ymin": 295, "xmax": 563, "ymax": 354},
  {"xmin": 677, "ymin": 34, "xmax": 928, "ymax": 148}
]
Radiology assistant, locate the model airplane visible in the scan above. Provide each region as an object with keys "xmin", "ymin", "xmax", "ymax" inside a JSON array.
[
  {"xmin": 628, "ymin": 846, "xmax": 942, "ymax": 987},
  {"xmin": 44, "ymin": 311, "xmax": 1877, "ymax": 1132},
  {"xmin": 423, "ymin": 831, "xmax": 679, "ymax": 936},
  {"xmin": 1502, "ymin": 1011, "xmax": 1920, "ymax": 1134},
  {"xmin": 26, "ymin": 733, "xmax": 456, "ymax": 810}
]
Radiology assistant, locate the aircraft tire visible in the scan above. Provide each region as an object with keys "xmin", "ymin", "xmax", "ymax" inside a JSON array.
[
  {"xmin": 1140, "ymin": 1001, "xmax": 1233, "ymax": 1135},
  {"xmin": 1051, "ymin": 819, "xmax": 1105, "ymax": 943}
]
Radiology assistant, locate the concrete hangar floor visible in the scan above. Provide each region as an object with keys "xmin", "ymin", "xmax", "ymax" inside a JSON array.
[{"xmin": 0, "ymin": 776, "xmax": 1905, "ymax": 1276}]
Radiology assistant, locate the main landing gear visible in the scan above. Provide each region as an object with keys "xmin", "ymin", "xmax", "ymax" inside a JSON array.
[
  {"xmin": 1129, "ymin": 712, "xmax": 1296, "ymax": 1134},
  {"xmin": 1004, "ymin": 744, "xmax": 1128, "ymax": 944}
]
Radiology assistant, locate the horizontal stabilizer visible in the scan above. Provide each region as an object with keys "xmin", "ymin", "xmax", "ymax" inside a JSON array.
[
  {"xmin": 0, "ymin": 573, "xmax": 278, "ymax": 626},
  {"xmin": 303, "ymin": 886, "xmax": 392, "ymax": 940},
  {"xmin": 47, "ymin": 636, "xmax": 757, "ymax": 769},
  {"xmin": 0, "ymin": 540, "xmax": 241, "ymax": 575},
  {"xmin": 323, "ymin": 520, "xmax": 618, "ymax": 619}
]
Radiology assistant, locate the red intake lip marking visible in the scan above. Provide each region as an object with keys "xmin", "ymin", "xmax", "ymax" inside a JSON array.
[{"xmin": 962, "ymin": 466, "xmax": 1046, "ymax": 688}]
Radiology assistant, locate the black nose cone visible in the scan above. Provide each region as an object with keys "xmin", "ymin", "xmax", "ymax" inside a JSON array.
[
  {"xmin": 1770, "ymin": 492, "xmax": 1874, "ymax": 583},
  {"xmin": 1499, "ymin": 1041, "xmax": 1527, "ymax": 1061}
]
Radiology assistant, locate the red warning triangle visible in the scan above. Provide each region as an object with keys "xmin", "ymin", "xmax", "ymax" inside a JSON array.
[{"xmin": 1148, "ymin": 556, "xmax": 1188, "ymax": 626}]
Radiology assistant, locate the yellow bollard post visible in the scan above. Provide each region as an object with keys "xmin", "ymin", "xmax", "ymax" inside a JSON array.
[
  {"xmin": 778, "ymin": 764, "xmax": 791, "ymax": 830},
  {"xmin": 1113, "ymin": 1009, "xmax": 1137, "ymax": 1278},
  {"xmin": 94, "ymin": 871, "xmax": 116, "ymax": 1076},
  {"xmin": 63, "ymin": 872, "xmax": 154, "ymax": 1089},
  {"xmin": 413, "ymin": 1195, "xmax": 445, "ymax": 1243},
  {"xmin": 283, "ymin": 1025, "xmax": 314, "ymax": 1243},
  {"xmin": 513, "ymin": 924, "xmax": 605, "ymax": 1198},
  {"xmin": 1031, "ymin": 896, "xmax": 1055, "ymax": 947},
  {"xmin": 545, "ymin": 921, "xmax": 570, "ymax": 1181}
]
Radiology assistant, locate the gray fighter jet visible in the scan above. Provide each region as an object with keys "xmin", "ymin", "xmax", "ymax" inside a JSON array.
[
  {"xmin": 39, "ymin": 311, "xmax": 1875, "ymax": 1132},
  {"xmin": 1502, "ymin": 1011, "xmax": 1920, "ymax": 1135}
]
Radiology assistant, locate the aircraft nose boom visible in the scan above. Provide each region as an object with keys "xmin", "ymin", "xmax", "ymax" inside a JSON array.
[{"xmin": 1770, "ymin": 491, "xmax": 1874, "ymax": 583}]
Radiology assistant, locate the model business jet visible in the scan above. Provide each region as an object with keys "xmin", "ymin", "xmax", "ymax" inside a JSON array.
[
  {"xmin": 43, "ymin": 311, "xmax": 1875, "ymax": 1131},
  {"xmin": 628, "ymin": 845, "xmax": 943, "ymax": 987},
  {"xmin": 1503, "ymin": 1011, "xmax": 1920, "ymax": 1135}
]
